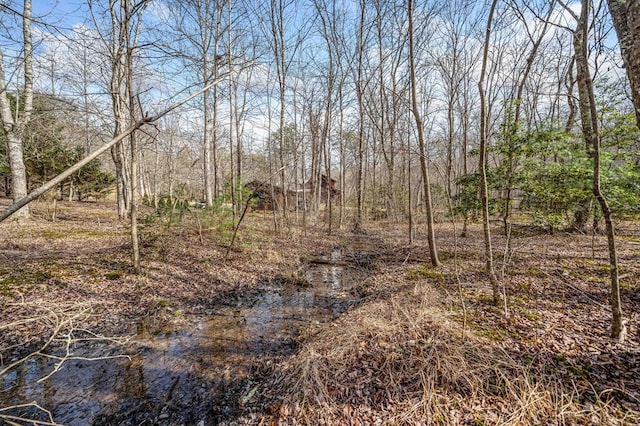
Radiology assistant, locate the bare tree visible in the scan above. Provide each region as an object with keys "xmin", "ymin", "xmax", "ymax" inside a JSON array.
[
  {"xmin": 500, "ymin": 0, "xmax": 555, "ymax": 235},
  {"xmin": 354, "ymin": 0, "xmax": 367, "ymax": 231},
  {"xmin": 0, "ymin": 0, "xmax": 33, "ymax": 219},
  {"xmin": 432, "ymin": 0, "xmax": 480, "ymax": 207},
  {"xmin": 166, "ymin": 0, "xmax": 227, "ymax": 208},
  {"xmin": 408, "ymin": 0, "xmax": 440, "ymax": 267},
  {"xmin": 124, "ymin": 0, "xmax": 149, "ymax": 273},
  {"xmin": 88, "ymin": 0, "xmax": 150, "ymax": 269},
  {"xmin": 0, "ymin": 71, "xmax": 235, "ymax": 224},
  {"xmin": 89, "ymin": 0, "xmax": 128, "ymax": 219},
  {"xmin": 478, "ymin": 0, "xmax": 501, "ymax": 305},
  {"xmin": 565, "ymin": 0, "xmax": 625, "ymax": 341},
  {"xmin": 255, "ymin": 0, "xmax": 303, "ymax": 229}
]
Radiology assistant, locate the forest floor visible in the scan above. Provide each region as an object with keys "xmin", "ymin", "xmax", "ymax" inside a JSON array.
[{"xmin": 0, "ymin": 199, "xmax": 639, "ymax": 425}]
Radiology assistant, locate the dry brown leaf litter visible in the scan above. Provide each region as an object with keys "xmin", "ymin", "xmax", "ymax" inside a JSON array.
[{"xmin": 1, "ymin": 201, "xmax": 639, "ymax": 425}]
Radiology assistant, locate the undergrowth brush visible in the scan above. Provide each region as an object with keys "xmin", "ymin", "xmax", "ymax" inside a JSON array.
[{"xmin": 269, "ymin": 282, "xmax": 635, "ymax": 425}]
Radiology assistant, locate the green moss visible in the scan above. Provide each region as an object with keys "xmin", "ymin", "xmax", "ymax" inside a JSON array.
[
  {"xmin": 474, "ymin": 327, "xmax": 505, "ymax": 341},
  {"xmin": 405, "ymin": 266, "xmax": 446, "ymax": 281},
  {"xmin": 473, "ymin": 322, "xmax": 523, "ymax": 341},
  {"xmin": 509, "ymin": 295, "xmax": 528, "ymax": 304},
  {"xmin": 105, "ymin": 270, "xmax": 125, "ymax": 280},
  {"xmin": 575, "ymin": 259, "xmax": 597, "ymax": 268},
  {"xmin": 585, "ymin": 275, "xmax": 608, "ymax": 284},
  {"xmin": 567, "ymin": 364, "xmax": 590, "ymax": 379},
  {"xmin": 45, "ymin": 260, "xmax": 69, "ymax": 277},
  {"xmin": 0, "ymin": 269, "xmax": 53, "ymax": 295},
  {"xmin": 153, "ymin": 299, "xmax": 169, "ymax": 309},
  {"xmin": 475, "ymin": 293, "xmax": 495, "ymax": 304},
  {"xmin": 39, "ymin": 229, "xmax": 67, "ymax": 239},
  {"xmin": 523, "ymin": 311, "xmax": 539, "ymax": 320},
  {"xmin": 509, "ymin": 267, "xmax": 546, "ymax": 278},
  {"xmin": 2, "ymin": 270, "xmax": 51, "ymax": 285}
]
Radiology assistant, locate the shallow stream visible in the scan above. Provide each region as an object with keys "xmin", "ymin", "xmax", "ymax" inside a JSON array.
[{"xmin": 1, "ymin": 236, "xmax": 378, "ymax": 425}]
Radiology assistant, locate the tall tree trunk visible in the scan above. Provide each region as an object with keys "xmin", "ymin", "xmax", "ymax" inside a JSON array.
[
  {"xmin": 338, "ymin": 79, "xmax": 346, "ymax": 229},
  {"xmin": 320, "ymin": 34, "xmax": 335, "ymax": 233},
  {"xmin": 203, "ymin": 86, "xmax": 213, "ymax": 207},
  {"xmin": 607, "ymin": 0, "xmax": 640, "ymax": 128},
  {"xmin": 478, "ymin": 0, "xmax": 501, "ymax": 305},
  {"xmin": 126, "ymin": 3, "xmax": 138, "ymax": 273},
  {"xmin": 270, "ymin": 0, "xmax": 289, "ymax": 229},
  {"xmin": 354, "ymin": 0, "xmax": 366, "ymax": 232},
  {"xmin": 573, "ymin": 0, "xmax": 625, "ymax": 341},
  {"xmin": 107, "ymin": 0, "xmax": 131, "ymax": 220},
  {"xmin": 407, "ymin": 126, "xmax": 414, "ymax": 244},
  {"xmin": 408, "ymin": 0, "xmax": 440, "ymax": 267},
  {"xmin": 0, "ymin": 0, "xmax": 33, "ymax": 220}
]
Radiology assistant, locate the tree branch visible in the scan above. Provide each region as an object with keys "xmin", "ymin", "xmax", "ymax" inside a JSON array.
[{"xmin": 0, "ymin": 70, "xmax": 240, "ymax": 223}]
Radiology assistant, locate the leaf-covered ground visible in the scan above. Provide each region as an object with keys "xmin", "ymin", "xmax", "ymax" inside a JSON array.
[{"xmin": 1, "ymin": 200, "xmax": 639, "ymax": 425}]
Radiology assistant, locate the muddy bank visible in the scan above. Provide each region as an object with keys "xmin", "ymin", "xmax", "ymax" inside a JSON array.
[{"xmin": 1, "ymin": 234, "xmax": 380, "ymax": 425}]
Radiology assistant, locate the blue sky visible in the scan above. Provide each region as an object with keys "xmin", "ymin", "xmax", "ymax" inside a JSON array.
[{"xmin": 32, "ymin": 0, "xmax": 87, "ymax": 27}]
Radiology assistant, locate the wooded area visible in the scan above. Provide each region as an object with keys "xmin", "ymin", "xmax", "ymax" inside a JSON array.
[{"xmin": 1, "ymin": 0, "xmax": 639, "ymax": 424}]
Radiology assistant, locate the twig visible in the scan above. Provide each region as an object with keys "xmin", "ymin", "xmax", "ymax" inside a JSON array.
[
  {"xmin": 224, "ymin": 192, "xmax": 258, "ymax": 260},
  {"xmin": 542, "ymin": 269, "xmax": 610, "ymax": 310},
  {"xmin": 0, "ymin": 68, "xmax": 246, "ymax": 223},
  {"xmin": 0, "ymin": 314, "xmax": 60, "ymax": 330},
  {"xmin": 0, "ymin": 402, "xmax": 62, "ymax": 426},
  {"xmin": 1, "ymin": 303, "xmax": 131, "ymax": 382},
  {"xmin": 402, "ymin": 249, "xmax": 413, "ymax": 265},
  {"xmin": 0, "ymin": 308, "xmax": 66, "ymax": 377}
]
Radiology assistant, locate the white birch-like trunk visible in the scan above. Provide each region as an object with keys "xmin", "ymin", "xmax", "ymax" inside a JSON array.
[{"xmin": 0, "ymin": 1, "xmax": 33, "ymax": 219}]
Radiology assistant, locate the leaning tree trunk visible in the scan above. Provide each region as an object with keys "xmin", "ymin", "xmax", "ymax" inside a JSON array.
[
  {"xmin": 0, "ymin": 68, "xmax": 235, "ymax": 224},
  {"xmin": 574, "ymin": 0, "xmax": 625, "ymax": 341}
]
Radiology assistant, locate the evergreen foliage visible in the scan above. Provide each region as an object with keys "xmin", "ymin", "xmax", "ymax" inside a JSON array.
[
  {"xmin": 454, "ymin": 110, "xmax": 640, "ymax": 230},
  {"xmin": 0, "ymin": 94, "xmax": 115, "ymax": 200}
]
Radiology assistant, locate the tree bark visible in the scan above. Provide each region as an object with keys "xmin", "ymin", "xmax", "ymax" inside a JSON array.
[
  {"xmin": 478, "ymin": 0, "xmax": 501, "ymax": 305},
  {"xmin": 0, "ymin": 71, "xmax": 234, "ymax": 224},
  {"xmin": 354, "ymin": 0, "xmax": 366, "ymax": 232},
  {"xmin": 0, "ymin": 0, "xmax": 33, "ymax": 219},
  {"xmin": 408, "ymin": 0, "xmax": 440, "ymax": 267},
  {"xmin": 124, "ymin": 0, "xmax": 141, "ymax": 273},
  {"xmin": 574, "ymin": 0, "xmax": 625, "ymax": 341},
  {"xmin": 607, "ymin": 0, "xmax": 640, "ymax": 128}
]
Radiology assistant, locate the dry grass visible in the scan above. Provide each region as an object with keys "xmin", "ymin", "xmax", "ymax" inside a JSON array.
[
  {"xmin": 267, "ymin": 278, "xmax": 636, "ymax": 425},
  {"xmin": 2, "ymin": 202, "xmax": 640, "ymax": 425}
]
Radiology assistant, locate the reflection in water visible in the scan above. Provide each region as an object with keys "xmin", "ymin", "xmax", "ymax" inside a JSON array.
[{"xmin": 0, "ymin": 238, "xmax": 376, "ymax": 424}]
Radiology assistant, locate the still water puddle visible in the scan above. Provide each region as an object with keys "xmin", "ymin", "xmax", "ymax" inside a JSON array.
[{"xmin": 1, "ymin": 238, "xmax": 377, "ymax": 425}]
